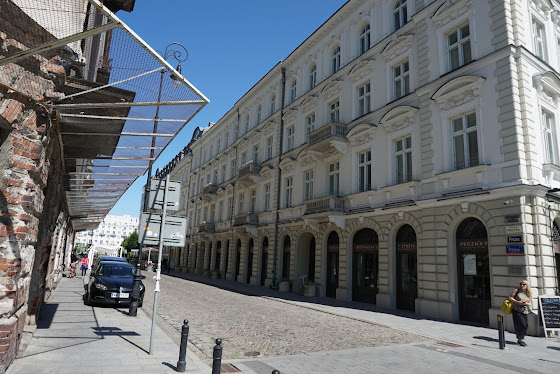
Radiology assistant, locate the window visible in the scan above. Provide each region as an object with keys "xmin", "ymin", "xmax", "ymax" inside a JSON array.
[
  {"xmin": 328, "ymin": 162, "xmax": 340, "ymax": 196},
  {"xmin": 358, "ymin": 150, "xmax": 372, "ymax": 192},
  {"xmin": 285, "ymin": 177, "xmax": 293, "ymax": 207},
  {"xmin": 222, "ymin": 165, "xmax": 226, "ymax": 182},
  {"xmin": 271, "ymin": 94, "xmax": 276, "ymax": 114},
  {"xmin": 210, "ymin": 145, "xmax": 214, "ymax": 157},
  {"xmin": 447, "ymin": 23, "xmax": 472, "ymax": 70},
  {"xmin": 230, "ymin": 159, "xmax": 236, "ymax": 179},
  {"xmin": 256, "ymin": 105, "xmax": 262, "ymax": 125},
  {"xmin": 287, "ymin": 126, "xmax": 295, "ymax": 150},
  {"xmin": 305, "ymin": 113, "xmax": 316, "ymax": 139},
  {"xmin": 332, "ymin": 46, "xmax": 341, "ymax": 74},
  {"xmin": 244, "ymin": 114, "xmax": 249, "ymax": 132},
  {"xmin": 225, "ymin": 130, "xmax": 229, "ymax": 146},
  {"xmin": 304, "ymin": 170, "xmax": 314, "ymax": 201},
  {"xmin": 290, "ymin": 80, "xmax": 297, "ymax": 102},
  {"xmin": 329, "ymin": 101, "xmax": 340, "ymax": 123},
  {"xmin": 234, "ymin": 125, "xmax": 239, "ymax": 141},
  {"xmin": 394, "ymin": 136, "xmax": 412, "ymax": 183},
  {"xmin": 213, "ymin": 169, "xmax": 218, "ymax": 184},
  {"xmin": 532, "ymin": 19, "xmax": 546, "ymax": 61},
  {"xmin": 241, "ymin": 152, "xmax": 247, "ymax": 166},
  {"xmin": 393, "ymin": 60, "xmax": 410, "ymax": 99},
  {"xmin": 360, "ymin": 24, "xmax": 370, "ymax": 54},
  {"xmin": 451, "ymin": 112, "xmax": 478, "ymax": 170},
  {"xmin": 393, "ymin": 0, "xmax": 407, "ymax": 30},
  {"xmin": 358, "ymin": 83, "xmax": 371, "ymax": 116},
  {"xmin": 266, "ymin": 136, "xmax": 273, "ymax": 160},
  {"xmin": 309, "ymin": 64, "xmax": 317, "ymax": 89},
  {"xmin": 238, "ymin": 193, "xmax": 245, "ymax": 213},
  {"xmin": 253, "ymin": 145, "xmax": 259, "ymax": 163},
  {"xmin": 250, "ymin": 190, "xmax": 257, "ymax": 213},
  {"xmin": 543, "ymin": 111, "xmax": 556, "ymax": 164},
  {"xmin": 264, "ymin": 184, "xmax": 271, "ymax": 211},
  {"xmin": 228, "ymin": 197, "xmax": 233, "ymax": 219},
  {"xmin": 218, "ymin": 201, "xmax": 223, "ymax": 221}
]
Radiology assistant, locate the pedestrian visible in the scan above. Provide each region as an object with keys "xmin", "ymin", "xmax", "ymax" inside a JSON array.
[
  {"xmin": 162, "ymin": 258, "xmax": 168, "ymax": 272},
  {"xmin": 169, "ymin": 259, "xmax": 175, "ymax": 274},
  {"xmin": 69, "ymin": 252, "xmax": 78, "ymax": 278},
  {"xmin": 81, "ymin": 256, "xmax": 89, "ymax": 277},
  {"xmin": 508, "ymin": 279, "xmax": 532, "ymax": 346}
]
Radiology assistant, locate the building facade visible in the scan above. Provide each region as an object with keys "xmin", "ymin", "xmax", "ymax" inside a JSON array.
[
  {"xmin": 159, "ymin": 0, "xmax": 560, "ymax": 335},
  {"xmin": 74, "ymin": 214, "xmax": 139, "ymax": 250}
]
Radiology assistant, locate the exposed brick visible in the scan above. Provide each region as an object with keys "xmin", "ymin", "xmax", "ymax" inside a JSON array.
[
  {"xmin": 0, "ymin": 99, "xmax": 24, "ymax": 123},
  {"xmin": 0, "ymin": 264, "xmax": 8, "ymax": 271}
]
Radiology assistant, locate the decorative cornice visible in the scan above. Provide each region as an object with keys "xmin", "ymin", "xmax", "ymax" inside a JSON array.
[
  {"xmin": 533, "ymin": 72, "xmax": 560, "ymax": 107},
  {"xmin": 431, "ymin": 75, "xmax": 485, "ymax": 111},
  {"xmin": 379, "ymin": 105, "xmax": 418, "ymax": 134},
  {"xmin": 381, "ymin": 34, "xmax": 414, "ymax": 62},
  {"xmin": 349, "ymin": 59, "xmax": 373, "ymax": 84},
  {"xmin": 321, "ymin": 80, "xmax": 342, "ymax": 101},
  {"xmin": 431, "ymin": 0, "xmax": 472, "ymax": 28}
]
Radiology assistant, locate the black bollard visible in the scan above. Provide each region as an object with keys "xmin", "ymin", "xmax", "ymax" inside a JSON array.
[
  {"xmin": 497, "ymin": 314, "xmax": 505, "ymax": 350},
  {"xmin": 212, "ymin": 338, "xmax": 223, "ymax": 374},
  {"xmin": 176, "ymin": 320, "xmax": 189, "ymax": 372},
  {"xmin": 272, "ymin": 371, "xmax": 280, "ymax": 374}
]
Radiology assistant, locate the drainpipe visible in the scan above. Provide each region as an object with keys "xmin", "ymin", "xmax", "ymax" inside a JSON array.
[{"xmin": 271, "ymin": 66, "xmax": 287, "ymax": 288}]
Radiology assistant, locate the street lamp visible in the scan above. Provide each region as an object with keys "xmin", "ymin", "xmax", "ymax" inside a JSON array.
[{"xmin": 129, "ymin": 42, "xmax": 188, "ymax": 317}]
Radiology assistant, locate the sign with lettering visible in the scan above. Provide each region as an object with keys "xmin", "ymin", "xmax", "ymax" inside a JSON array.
[
  {"xmin": 353, "ymin": 244, "xmax": 379, "ymax": 251},
  {"xmin": 507, "ymin": 235, "xmax": 523, "ymax": 244},
  {"xmin": 506, "ymin": 245, "xmax": 525, "ymax": 254},
  {"xmin": 505, "ymin": 215, "xmax": 522, "ymax": 223},
  {"xmin": 539, "ymin": 296, "xmax": 560, "ymax": 336},
  {"xmin": 397, "ymin": 242, "xmax": 417, "ymax": 251},
  {"xmin": 505, "ymin": 225, "xmax": 522, "ymax": 234},
  {"xmin": 458, "ymin": 240, "xmax": 488, "ymax": 250}
]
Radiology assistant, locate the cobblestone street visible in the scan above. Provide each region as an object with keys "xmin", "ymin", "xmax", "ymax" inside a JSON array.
[{"xmin": 140, "ymin": 273, "xmax": 431, "ymax": 361}]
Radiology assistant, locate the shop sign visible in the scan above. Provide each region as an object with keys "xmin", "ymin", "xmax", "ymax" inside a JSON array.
[
  {"xmin": 506, "ymin": 245, "xmax": 525, "ymax": 254},
  {"xmin": 507, "ymin": 235, "xmax": 523, "ymax": 244},
  {"xmin": 458, "ymin": 240, "xmax": 488, "ymax": 250},
  {"xmin": 505, "ymin": 215, "xmax": 522, "ymax": 223},
  {"xmin": 354, "ymin": 244, "xmax": 378, "ymax": 251},
  {"xmin": 397, "ymin": 242, "xmax": 416, "ymax": 251},
  {"xmin": 505, "ymin": 225, "xmax": 522, "ymax": 233}
]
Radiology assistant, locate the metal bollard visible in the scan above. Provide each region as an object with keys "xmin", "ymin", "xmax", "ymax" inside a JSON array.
[
  {"xmin": 272, "ymin": 371, "xmax": 280, "ymax": 374},
  {"xmin": 212, "ymin": 338, "xmax": 223, "ymax": 374},
  {"xmin": 176, "ymin": 320, "xmax": 189, "ymax": 372},
  {"xmin": 497, "ymin": 314, "xmax": 505, "ymax": 350}
]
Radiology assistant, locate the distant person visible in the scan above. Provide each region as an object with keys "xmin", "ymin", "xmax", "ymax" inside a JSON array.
[
  {"xmin": 81, "ymin": 256, "xmax": 89, "ymax": 277},
  {"xmin": 162, "ymin": 258, "xmax": 168, "ymax": 272},
  {"xmin": 169, "ymin": 259, "xmax": 175, "ymax": 274},
  {"xmin": 69, "ymin": 252, "xmax": 78, "ymax": 278},
  {"xmin": 508, "ymin": 280, "xmax": 532, "ymax": 346}
]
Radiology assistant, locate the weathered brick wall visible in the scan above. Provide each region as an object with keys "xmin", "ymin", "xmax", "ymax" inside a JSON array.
[{"xmin": 0, "ymin": 2, "xmax": 69, "ymax": 372}]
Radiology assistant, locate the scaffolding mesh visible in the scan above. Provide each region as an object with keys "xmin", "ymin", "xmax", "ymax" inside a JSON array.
[{"xmin": 0, "ymin": 0, "xmax": 209, "ymax": 231}]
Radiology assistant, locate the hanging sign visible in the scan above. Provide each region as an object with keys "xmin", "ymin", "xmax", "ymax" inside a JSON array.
[{"xmin": 463, "ymin": 254, "xmax": 477, "ymax": 275}]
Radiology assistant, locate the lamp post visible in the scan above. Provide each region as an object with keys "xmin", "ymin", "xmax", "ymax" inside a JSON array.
[{"xmin": 129, "ymin": 42, "xmax": 188, "ymax": 317}]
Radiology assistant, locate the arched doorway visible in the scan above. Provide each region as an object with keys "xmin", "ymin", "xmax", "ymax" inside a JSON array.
[
  {"xmin": 247, "ymin": 238, "xmax": 254, "ymax": 283},
  {"xmin": 224, "ymin": 240, "xmax": 230, "ymax": 278},
  {"xmin": 396, "ymin": 225, "xmax": 417, "ymax": 311},
  {"xmin": 193, "ymin": 244, "xmax": 198, "ymax": 272},
  {"xmin": 215, "ymin": 241, "xmax": 221, "ymax": 272},
  {"xmin": 352, "ymin": 228, "xmax": 378, "ymax": 303},
  {"xmin": 235, "ymin": 239, "xmax": 241, "ymax": 281},
  {"xmin": 261, "ymin": 237, "xmax": 269, "ymax": 286},
  {"xmin": 199, "ymin": 243, "xmax": 206, "ymax": 275},
  {"xmin": 296, "ymin": 233, "xmax": 315, "ymax": 285},
  {"xmin": 457, "ymin": 217, "xmax": 490, "ymax": 324},
  {"xmin": 282, "ymin": 236, "xmax": 291, "ymax": 279},
  {"xmin": 326, "ymin": 231, "xmax": 339, "ymax": 298}
]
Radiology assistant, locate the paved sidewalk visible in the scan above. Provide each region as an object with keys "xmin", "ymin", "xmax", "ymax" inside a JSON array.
[{"xmin": 6, "ymin": 276, "xmax": 211, "ymax": 374}]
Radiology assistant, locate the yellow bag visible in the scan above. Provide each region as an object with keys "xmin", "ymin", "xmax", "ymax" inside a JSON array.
[{"xmin": 501, "ymin": 299, "xmax": 513, "ymax": 314}]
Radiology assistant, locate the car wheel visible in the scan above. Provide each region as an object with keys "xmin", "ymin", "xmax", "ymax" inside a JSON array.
[{"xmin": 86, "ymin": 290, "xmax": 94, "ymax": 306}]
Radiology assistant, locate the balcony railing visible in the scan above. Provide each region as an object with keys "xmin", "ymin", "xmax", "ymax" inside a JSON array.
[
  {"xmin": 238, "ymin": 161, "xmax": 261, "ymax": 179},
  {"xmin": 308, "ymin": 122, "xmax": 346, "ymax": 147},
  {"xmin": 198, "ymin": 222, "xmax": 215, "ymax": 233},
  {"xmin": 233, "ymin": 213, "xmax": 258, "ymax": 226},
  {"xmin": 304, "ymin": 195, "xmax": 346, "ymax": 215},
  {"xmin": 202, "ymin": 183, "xmax": 218, "ymax": 195}
]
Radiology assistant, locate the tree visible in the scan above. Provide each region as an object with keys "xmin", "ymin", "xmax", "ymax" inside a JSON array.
[{"xmin": 121, "ymin": 231, "xmax": 139, "ymax": 251}]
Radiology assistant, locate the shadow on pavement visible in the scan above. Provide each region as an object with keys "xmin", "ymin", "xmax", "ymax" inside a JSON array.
[
  {"xmin": 473, "ymin": 335, "xmax": 518, "ymax": 345},
  {"xmin": 36, "ymin": 303, "xmax": 58, "ymax": 329}
]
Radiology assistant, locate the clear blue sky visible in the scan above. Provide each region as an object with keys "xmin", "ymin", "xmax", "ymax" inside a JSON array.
[{"xmin": 110, "ymin": 0, "xmax": 348, "ymax": 217}]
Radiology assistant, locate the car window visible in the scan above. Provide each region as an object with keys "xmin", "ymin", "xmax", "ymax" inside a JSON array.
[
  {"xmin": 102, "ymin": 264, "xmax": 134, "ymax": 278},
  {"xmin": 98, "ymin": 264, "xmax": 104, "ymax": 276}
]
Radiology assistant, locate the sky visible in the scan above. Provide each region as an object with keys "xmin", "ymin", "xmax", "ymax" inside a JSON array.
[{"xmin": 109, "ymin": 0, "xmax": 349, "ymax": 217}]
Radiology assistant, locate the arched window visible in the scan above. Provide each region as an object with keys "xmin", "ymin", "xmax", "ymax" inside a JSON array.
[
  {"xmin": 393, "ymin": 0, "xmax": 407, "ymax": 31},
  {"xmin": 360, "ymin": 24, "xmax": 370, "ymax": 54},
  {"xmin": 270, "ymin": 94, "xmax": 276, "ymax": 114},
  {"xmin": 256, "ymin": 104, "xmax": 262, "ymax": 125},
  {"xmin": 309, "ymin": 64, "xmax": 317, "ymax": 89},
  {"xmin": 290, "ymin": 79, "xmax": 297, "ymax": 102},
  {"xmin": 332, "ymin": 45, "xmax": 341, "ymax": 74}
]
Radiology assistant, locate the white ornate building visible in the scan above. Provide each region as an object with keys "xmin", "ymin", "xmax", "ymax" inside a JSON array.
[
  {"xmin": 158, "ymin": 0, "xmax": 560, "ymax": 335},
  {"xmin": 74, "ymin": 214, "xmax": 139, "ymax": 251}
]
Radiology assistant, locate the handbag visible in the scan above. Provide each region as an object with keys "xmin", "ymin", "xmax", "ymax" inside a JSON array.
[{"xmin": 501, "ymin": 299, "xmax": 513, "ymax": 314}]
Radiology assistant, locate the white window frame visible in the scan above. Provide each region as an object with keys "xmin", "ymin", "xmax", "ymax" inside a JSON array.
[
  {"xmin": 270, "ymin": 94, "xmax": 276, "ymax": 114},
  {"xmin": 358, "ymin": 83, "xmax": 371, "ymax": 117},
  {"xmin": 256, "ymin": 105, "xmax": 262, "ymax": 125},
  {"xmin": 253, "ymin": 145, "xmax": 259, "ymax": 163},
  {"xmin": 393, "ymin": 0, "xmax": 407, "ymax": 31},
  {"xmin": 332, "ymin": 45, "xmax": 341, "ymax": 74},
  {"xmin": 250, "ymin": 190, "xmax": 257, "ymax": 213},
  {"xmin": 266, "ymin": 136, "xmax": 273, "ymax": 160},
  {"xmin": 238, "ymin": 192, "xmax": 245, "ymax": 214},
  {"xmin": 532, "ymin": 18, "xmax": 547, "ymax": 61},
  {"xmin": 451, "ymin": 112, "xmax": 479, "ymax": 170},
  {"xmin": 305, "ymin": 113, "xmax": 316, "ymax": 139},
  {"xmin": 357, "ymin": 150, "xmax": 372, "ymax": 192},
  {"xmin": 392, "ymin": 60, "xmax": 410, "ymax": 100},
  {"xmin": 264, "ymin": 184, "xmax": 271, "ymax": 211},
  {"xmin": 360, "ymin": 24, "xmax": 370, "ymax": 55},
  {"xmin": 287, "ymin": 126, "xmax": 295, "ymax": 151},
  {"xmin": 394, "ymin": 136, "xmax": 412, "ymax": 184},
  {"xmin": 447, "ymin": 23, "xmax": 472, "ymax": 71},
  {"xmin": 285, "ymin": 177, "xmax": 293, "ymax": 208},
  {"xmin": 329, "ymin": 100, "xmax": 340, "ymax": 123},
  {"xmin": 304, "ymin": 169, "xmax": 314, "ymax": 201},
  {"xmin": 543, "ymin": 110, "xmax": 557, "ymax": 164},
  {"xmin": 328, "ymin": 161, "xmax": 340, "ymax": 196},
  {"xmin": 290, "ymin": 79, "xmax": 297, "ymax": 102},
  {"xmin": 309, "ymin": 64, "xmax": 317, "ymax": 90}
]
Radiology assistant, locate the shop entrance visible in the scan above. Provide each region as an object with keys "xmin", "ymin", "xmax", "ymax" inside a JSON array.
[
  {"xmin": 396, "ymin": 225, "xmax": 417, "ymax": 312},
  {"xmin": 326, "ymin": 231, "xmax": 339, "ymax": 298},
  {"xmin": 247, "ymin": 238, "xmax": 254, "ymax": 283},
  {"xmin": 235, "ymin": 240, "xmax": 241, "ymax": 281},
  {"xmin": 457, "ymin": 217, "xmax": 490, "ymax": 325},
  {"xmin": 261, "ymin": 237, "xmax": 269, "ymax": 286},
  {"xmin": 352, "ymin": 228, "xmax": 378, "ymax": 304},
  {"xmin": 282, "ymin": 236, "xmax": 291, "ymax": 279},
  {"xmin": 215, "ymin": 241, "xmax": 221, "ymax": 272}
]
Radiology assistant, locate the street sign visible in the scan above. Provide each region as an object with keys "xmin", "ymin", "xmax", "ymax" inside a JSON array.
[
  {"xmin": 145, "ymin": 179, "xmax": 181, "ymax": 211},
  {"xmin": 506, "ymin": 245, "xmax": 525, "ymax": 254},
  {"xmin": 139, "ymin": 213, "xmax": 186, "ymax": 247}
]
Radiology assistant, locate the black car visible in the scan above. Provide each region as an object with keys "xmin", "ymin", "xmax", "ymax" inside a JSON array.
[
  {"xmin": 92, "ymin": 256, "xmax": 127, "ymax": 272},
  {"xmin": 86, "ymin": 261, "xmax": 144, "ymax": 307}
]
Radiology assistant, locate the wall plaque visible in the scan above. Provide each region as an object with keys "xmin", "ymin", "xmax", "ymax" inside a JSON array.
[
  {"xmin": 505, "ymin": 214, "xmax": 522, "ymax": 223},
  {"xmin": 507, "ymin": 235, "xmax": 523, "ymax": 244},
  {"xmin": 506, "ymin": 245, "xmax": 525, "ymax": 254},
  {"xmin": 505, "ymin": 225, "xmax": 522, "ymax": 233}
]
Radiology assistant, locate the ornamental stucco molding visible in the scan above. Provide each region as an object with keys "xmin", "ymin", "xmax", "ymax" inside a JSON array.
[
  {"xmin": 431, "ymin": 75, "xmax": 485, "ymax": 112},
  {"xmin": 263, "ymin": 121, "xmax": 276, "ymax": 136},
  {"xmin": 259, "ymin": 165, "xmax": 274, "ymax": 180},
  {"xmin": 381, "ymin": 34, "xmax": 414, "ymax": 62},
  {"xmin": 349, "ymin": 60, "xmax": 373, "ymax": 84},
  {"xmin": 300, "ymin": 95, "xmax": 317, "ymax": 113},
  {"xmin": 347, "ymin": 123, "xmax": 376, "ymax": 147},
  {"xmin": 533, "ymin": 72, "xmax": 560, "ymax": 107},
  {"xmin": 322, "ymin": 80, "xmax": 342, "ymax": 101},
  {"xmin": 531, "ymin": 0, "xmax": 552, "ymax": 20},
  {"xmin": 283, "ymin": 108, "xmax": 297, "ymax": 123},
  {"xmin": 431, "ymin": 0, "xmax": 472, "ymax": 28},
  {"xmin": 379, "ymin": 106, "xmax": 418, "ymax": 134}
]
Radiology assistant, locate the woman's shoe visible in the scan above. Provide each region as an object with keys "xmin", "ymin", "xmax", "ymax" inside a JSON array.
[{"xmin": 518, "ymin": 340, "xmax": 527, "ymax": 347}]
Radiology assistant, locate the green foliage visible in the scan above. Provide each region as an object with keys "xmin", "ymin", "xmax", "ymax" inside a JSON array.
[{"xmin": 121, "ymin": 231, "xmax": 139, "ymax": 250}]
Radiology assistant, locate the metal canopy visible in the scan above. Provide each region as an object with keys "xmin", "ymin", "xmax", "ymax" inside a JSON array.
[{"xmin": 0, "ymin": 0, "xmax": 209, "ymax": 231}]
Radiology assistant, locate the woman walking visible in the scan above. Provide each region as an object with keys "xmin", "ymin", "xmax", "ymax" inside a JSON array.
[
  {"xmin": 80, "ymin": 256, "xmax": 89, "ymax": 277},
  {"xmin": 508, "ymin": 280, "xmax": 532, "ymax": 346}
]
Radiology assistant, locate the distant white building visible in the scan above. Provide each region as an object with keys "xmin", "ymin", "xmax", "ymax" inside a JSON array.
[{"xmin": 74, "ymin": 215, "xmax": 139, "ymax": 250}]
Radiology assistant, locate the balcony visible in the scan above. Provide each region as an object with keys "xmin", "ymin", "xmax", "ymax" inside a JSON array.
[
  {"xmin": 304, "ymin": 195, "xmax": 346, "ymax": 215},
  {"xmin": 237, "ymin": 161, "xmax": 261, "ymax": 185},
  {"xmin": 233, "ymin": 213, "xmax": 258, "ymax": 236},
  {"xmin": 202, "ymin": 183, "xmax": 218, "ymax": 202},
  {"xmin": 306, "ymin": 122, "xmax": 347, "ymax": 153},
  {"xmin": 198, "ymin": 222, "xmax": 215, "ymax": 239}
]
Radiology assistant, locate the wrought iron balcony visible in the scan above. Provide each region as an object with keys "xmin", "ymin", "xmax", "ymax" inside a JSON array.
[
  {"xmin": 307, "ymin": 122, "xmax": 347, "ymax": 153},
  {"xmin": 237, "ymin": 161, "xmax": 261, "ymax": 184},
  {"xmin": 304, "ymin": 195, "xmax": 346, "ymax": 215},
  {"xmin": 233, "ymin": 213, "xmax": 259, "ymax": 226}
]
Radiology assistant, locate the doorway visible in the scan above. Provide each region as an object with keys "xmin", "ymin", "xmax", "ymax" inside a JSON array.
[
  {"xmin": 261, "ymin": 237, "xmax": 269, "ymax": 286},
  {"xmin": 396, "ymin": 225, "xmax": 417, "ymax": 312},
  {"xmin": 352, "ymin": 228, "xmax": 379, "ymax": 303},
  {"xmin": 326, "ymin": 231, "xmax": 339, "ymax": 298},
  {"xmin": 247, "ymin": 238, "xmax": 254, "ymax": 283}
]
